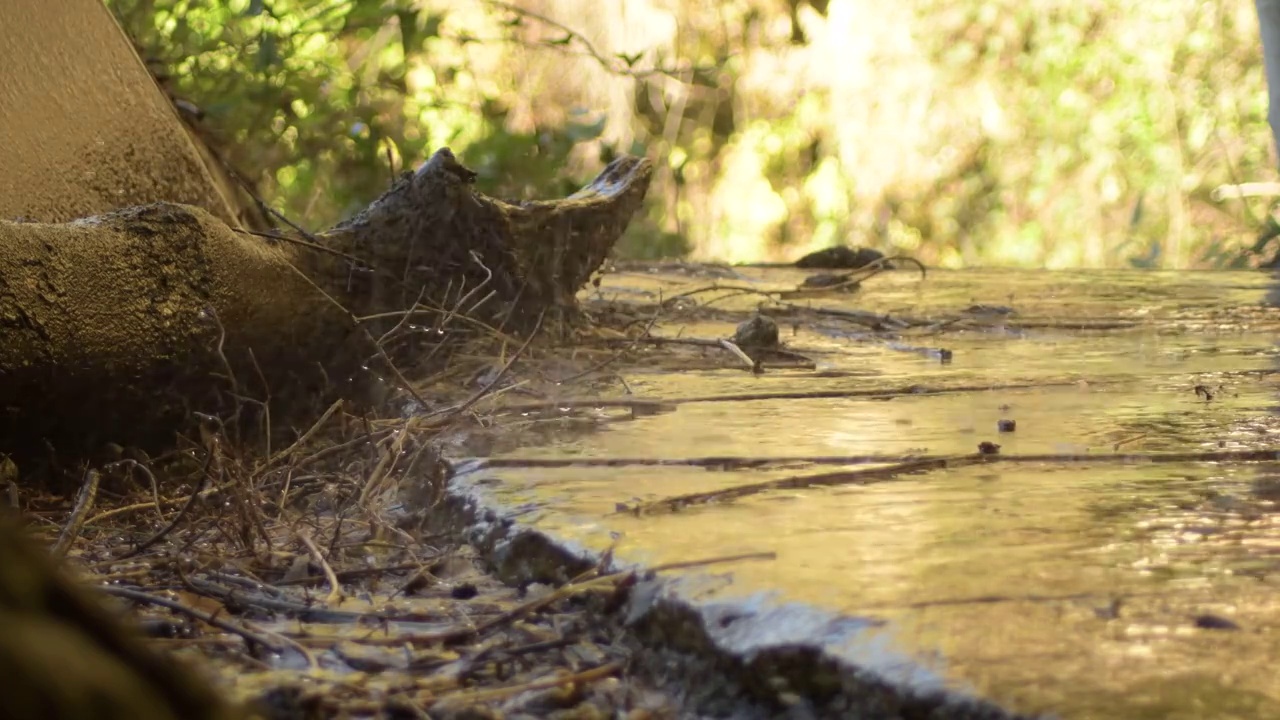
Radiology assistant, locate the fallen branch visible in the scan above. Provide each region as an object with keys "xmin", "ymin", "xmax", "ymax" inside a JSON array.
[
  {"xmin": 0, "ymin": 150, "xmax": 653, "ymax": 468},
  {"xmin": 298, "ymin": 530, "xmax": 344, "ymax": 607},
  {"xmin": 101, "ymin": 586, "xmax": 281, "ymax": 652},
  {"xmin": 615, "ymin": 447, "xmax": 1280, "ymax": 514},
  {"xmin": 621, "ymin": 457, "xmax": 971, "ymax": 515}
]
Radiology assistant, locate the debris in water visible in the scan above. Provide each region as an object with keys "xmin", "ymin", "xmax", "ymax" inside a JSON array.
[
  {"xmin": 1093, "ymin": 598, "xmax": 1123, "ymax": 620},
  {"xmin": 451, "ymin": 583, "xmax": 479, "ymax": 600},
  {"xmin": 963, "ymin": 304, "xmax": 1016, "ymax": 316},
  {"xmin": 1193, "ymin": 614, "xmax": 1241, "ymax": 631},
  {"xmin": 795, "ymin": 246, "xmax": 886, "ymax": 269},
  {"xmin": 801, "ymin": 272, "xmax": 858, "ymax": 290},
  {"xmin": 731, "ymin": 314, "xmax": 780, "ymax": 350}
]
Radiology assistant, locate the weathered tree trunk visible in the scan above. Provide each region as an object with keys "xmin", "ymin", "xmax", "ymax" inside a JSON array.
[
  {"xmin": 1260, "ymin": 0, "xmax": 1280, "ymax": 167},
  {"xmin": 0, "ymin": 150, "xmax": 652, "ymax": 465},
  {"xmin": 0, "ymin": 0, "xmax": 246, "ymax": 227}
]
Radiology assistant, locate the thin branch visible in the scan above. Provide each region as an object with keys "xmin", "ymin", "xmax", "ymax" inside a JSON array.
[
  {"xmin": 421, "ymin": 309, "xmax": 546, "ymax": 426},
  {"xmin": 624, "ymin": 457, "xmax": 965, "ymax": 515},
  {"xmin": 552, "ymin": 310, "xmax": 661, "ymax": 384},
  {"xmin": 716, "ymin": 338, "xmax": 756, "ymax": 370},
  {"xmin": 118, "ymin": 442, "xmax": 217, "ymax": 559},
  {"xmin": 263, "ymin": 399, "xmax": 343, "ymax": 469},
  {"xmin": 481, "ymin": 0, "xmax": 712, "ymax": 79},
  {"xmin": 298, "ymin": 530, "xmax": 344, "ymax": 607},
  {"xmin": 52, "ymin": 469, "xmax": 100, "ymax": 557},
  {"xmin": 279, "ymin": 256, "xmax": 431, "ymax": 410},
  {"xmin": 100, "ymin": 586, "xmax": 281, "ymax": 652}
]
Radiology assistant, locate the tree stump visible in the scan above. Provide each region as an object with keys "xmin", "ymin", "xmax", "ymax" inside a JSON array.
[{"xmin": 0, "ymin": 149, "xmax": 652, "ymax": 467}]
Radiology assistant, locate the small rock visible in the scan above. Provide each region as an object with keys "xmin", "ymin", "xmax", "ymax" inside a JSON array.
[
  {"xmin": 137, "ymin": 618, "xmax": 195, "ymax": 639},
  {"xmin": 997, "ymin": 419, "xmax": 1017, "ymax": 432},
  {"xmin": 977, "ymin": 441, "xmax": 1001, "ymax": 455},
  {"xmin": 1093, "ymin": 598, "xmax": 1122, "ymax": 620},
  {"xmin": 795, "ymin": 246, "xmax": 886, "ymax": 269},
  {"xmin": 1193, "ymin": 614, "xmax": 1241, "ymax": 631},
  {"xmin": 1251, "ymin": 476, "xmax": 1280, "ymax": 502},
  {"xmin": 732, "ymin": 314, "xmax": 779, "ymax": 349}
]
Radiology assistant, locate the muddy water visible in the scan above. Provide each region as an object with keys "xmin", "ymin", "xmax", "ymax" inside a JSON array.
[{"xmin": 459, "ymin": 268, "xmax": 1280, "ymax": 719}]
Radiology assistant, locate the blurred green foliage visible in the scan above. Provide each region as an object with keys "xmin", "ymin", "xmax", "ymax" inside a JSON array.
[
  {"xmin": 109, "ymin": 0, "xmax": 631, "ymax": 232},
  {"xmin": 902, "ymin": 0, "xmax": 1273, "ymax": 269},
  {"xmin": 109, "ymin": 0, "xmax": 1277, "ymax": 268}
]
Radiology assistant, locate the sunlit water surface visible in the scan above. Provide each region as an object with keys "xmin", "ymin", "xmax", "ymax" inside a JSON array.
[{"xmin": 454, "ymin": 269, "xmax": 1280, "ymax": 719}]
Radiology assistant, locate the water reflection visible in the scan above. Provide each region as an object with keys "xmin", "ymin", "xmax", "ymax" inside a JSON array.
[{"xmin": 457, "ymin": 269, "xmax": 1280, "ymax": 718}]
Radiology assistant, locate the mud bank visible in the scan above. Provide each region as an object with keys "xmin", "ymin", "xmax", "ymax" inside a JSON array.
[{"xmin": 415, "ymin": 460, "xmax": 1034, "ymax": 720}]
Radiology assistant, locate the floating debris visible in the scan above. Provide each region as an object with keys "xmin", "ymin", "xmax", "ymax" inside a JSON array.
[
  {"xmin": 1193, "ymin": 614, "xmax": 1242, "ymax": 631},
  {"xmin": 794, "ymin": 246, "xmax": 886, "ymax": 269},
  {"xmin": 963, "ymin": 304, "xmax": 1016, "ymax": 316},
  {"xmin": 978, "ymin": 441, "xmax": 1002, "ymax": 455},
  {"xmin": 731, "ymin": 314, "xmax": 780, "ymax": 350}
]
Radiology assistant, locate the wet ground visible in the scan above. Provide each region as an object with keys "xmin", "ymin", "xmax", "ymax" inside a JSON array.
[{"xmin": 454, "ymin": 267, "xmax": 1280, "ymax": 719}]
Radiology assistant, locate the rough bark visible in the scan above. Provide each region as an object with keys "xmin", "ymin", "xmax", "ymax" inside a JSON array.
[
  {"xmin": 0, "ymin": 0, "xmax": 244, "ymax": 227},
  {"xmin": 1259, "ymin": 0, "xmax": 1280, "ymax": 166},
  {"xmin": 0, "ymin": 150, "xmax": 652, "ymax": 465},
  {"xmin": 322, "ymin": 149, "xmax": 653, "ymax": 323}
]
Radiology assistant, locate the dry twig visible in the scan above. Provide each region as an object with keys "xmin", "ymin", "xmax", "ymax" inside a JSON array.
[{"xmin": 52, "ymin": 468, "xmax": 99, "ymax": 557}]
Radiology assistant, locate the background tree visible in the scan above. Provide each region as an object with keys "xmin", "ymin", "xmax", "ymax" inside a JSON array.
[{"xmin": 111, "ymin": 0, "xmax": 1277, "ymax": 269}]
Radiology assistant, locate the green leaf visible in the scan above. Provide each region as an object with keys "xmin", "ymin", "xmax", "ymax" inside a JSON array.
[{"xmin": 616, "ymin": 51, "xmax": 643, "ymax": 68}]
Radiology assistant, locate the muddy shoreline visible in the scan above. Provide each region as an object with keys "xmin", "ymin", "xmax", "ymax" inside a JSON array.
[
  {"xmin": 422, "ymin": 460, "xmax": 1032, "ymax": 720},
  {"xmin": 31, "ymin": 262, "xmax": 1280, "ymax": 718}
]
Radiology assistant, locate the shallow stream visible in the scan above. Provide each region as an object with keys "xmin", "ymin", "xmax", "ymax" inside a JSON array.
[{"xmin": 457, "ymin": 268, "xmax": 1280, "ymax": 719}]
